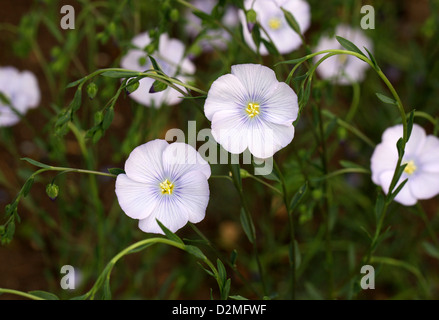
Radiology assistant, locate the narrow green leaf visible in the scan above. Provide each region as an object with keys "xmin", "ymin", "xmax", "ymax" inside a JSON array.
[
  {"xmin": 407, "ymin": 109, "xmax": 416, "ymax": 140},
  {"xmin": 290, "ymin": 182, "xmax": 308, "ymax": 212},
  {"xmin": 335, "ymin": 35, "xmax": 366, "ymax": 57},
  {"xmin": 387, "ymin": 178, "xmax": 408, "ymax": 203},
  {"xmin": 70, "ymin": 88, "xmax": 82, "ymax": 112},
  {"xmin": 375, "ymin": 193, "xmax": 385, "ymax": 221},
  {"xmin": 102, "ymin": 107, "xmax": 114, "ymax": 130},
  {"xmin": 156, "ymin": 219, "xmax": 184, "ymax": 244},
  {"xmin": 184, "ymin": 245, "xmax": 207, "ymax": 260},
  {"xmin": 364, "ymin": 47, "xmax": 379, "ymax": 70},
  {"xmin": 22, "ymin": 177, "xmax": 34, "ymax": 198},
  {"xmin": 230, "ymin": 249, "xmax": 238, "ymax": 266},
  {"xmin": 217, "ymin": 259, "xmax": 227, "ymax": 287},
  {"xmin": 229, "ymin": 295, "xmax": 249, "ymax": 300},
  {"xmin": 66, "ymin": 77, "xmax": 85, "ymax": 88},
  {"xmin": 20, "ymin": 157, "xmax": 51, "ymax": 169},
  {"xmin": 240, "ymin": 208, "xmax": 255, "ymax": 244},
  {"xmin": 149, "ymin": 80, "xmax": 168, "ymax": 93},
  {"xmin": 281, "ymin": 7, "xmax": 301, "ymax": 34},
  {"xmin": 107, "ymin": 168, "xmax": 125, "ymax": 176},
  {"xmin": 28, "ymin": 290, "xmax": 59, "ymax": 300},
  {"xmin": 422, "ymin": 242, "xmax": 439, "ymax": 260},
  {"xmin": 222, "ymin": 278, "xmax": 231, "ymax": 300},
  {"xmin": 376, "ymin": 92, "xmax": 398, "ymax": 105},
  {"xmin": 101, "ymin": 70, "xmax": 140, "ymax": 78}
]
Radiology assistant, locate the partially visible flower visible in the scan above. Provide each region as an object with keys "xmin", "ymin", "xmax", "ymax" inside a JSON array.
[
  {"xmin": 239, "ymin": 0, "xmax": 311, "ymax": 55},
  {"xmin": 313, "ymin": 24, "xmax": 373, "ymax": 85},
  {"xmin": 371, "ymin": 124, "xmax": 439, "ymax": 206},
  {"xmin": 0, "ymin": 66, "xmax": 40, "ymax": 127},
  {"xmin": 185, "ymin": 0, "xmax": 239, "ymax": 52},
  {"xmin": 204, "ymin": 64, "xmax": 298, "ymax": 159},
  {"xmin": 120, "ymin": 32, "xmax": 196, "ymax": 108},
  {"xmin": 115, "ymin": 139, "xmax": 211, "ymax": 234}
]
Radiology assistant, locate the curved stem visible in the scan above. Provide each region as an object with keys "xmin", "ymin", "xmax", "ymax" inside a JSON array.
[{"xmin": 0, "ymin": 288, "xmax": 45, "ymax": 300}]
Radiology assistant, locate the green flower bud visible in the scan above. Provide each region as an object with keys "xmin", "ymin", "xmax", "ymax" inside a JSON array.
[
  {"xmin": 46, "ymin": 183, "xmax": 60, "ymax": 200},
  {"xmin": 87, "ymin": 82, "xmax": 98, "ymax": 100}
]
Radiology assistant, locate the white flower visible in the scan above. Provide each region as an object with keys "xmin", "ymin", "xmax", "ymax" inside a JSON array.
[
  {"xmin": 0, "ymin": 66, "xmax": 40, "ymax": 127},
  {"xmin": 239, "ymin": 0, "xmax": 311, "ymax": 55},
  {"xmin": 371, "ymin": 124, "xmax": 439, "ymax": 206},
  {"xmin": 313, "ymin": 24, "xmax": 373, "ymax": 85},
  {"xmin": 204, "ymin": 64, "xmax": 298, "ymax": 159},
  {"xmin": 115, "ymin": 139, "xmax": 211, "ymax": 234},
  {"xmin": 120, "ymin": 32, "xmax": 196, "ymax": 108},
  {"xmin": 185, "ymin": 0, "xmax": 239, "ymax": 52}
]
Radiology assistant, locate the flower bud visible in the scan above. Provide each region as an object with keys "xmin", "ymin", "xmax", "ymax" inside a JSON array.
[{"xmin": 46, "ymin": 183, "xmax": 60, "ymax": 200}]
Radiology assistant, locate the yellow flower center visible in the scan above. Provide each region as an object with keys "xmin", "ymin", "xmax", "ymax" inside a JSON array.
[
  {"xmin": 245, "ymin": 102, "xmax": 260, "ymax": 118},
  {"xmin": 404, "ymin": 160, "xmax": 417, "ymax": 175},
  {"xmin": 160, "ymin": 179, "xmax": 174, "ymax": 195},
  {"xmin": 268, "ymin": 17, "xmax": 282, "ymax": 30}
]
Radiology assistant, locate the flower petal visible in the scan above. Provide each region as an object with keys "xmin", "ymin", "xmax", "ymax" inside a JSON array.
[
  {"xmin": 370, "ymin": 141, "xmax": 398, "ymax": 185},
  {"xmin": 247, "ymin": 119, "xmax": 295, "ymax": 159},
  {"xmin": 409, "ymin": 171, "xmax": 439, "ymax": 200},
  {"xmin": 211, "ymin": 109, "xmax": 249, "ymax": 155},
  {"xmin": 162, "ymin": 142, "xmax": 211, "ymax": 180},
  {"xmin": 418, "ymin": 135, "xmax": 439, "ymax": 173},
  {"xmin": 174, "ymin": 170, "xmax": 210, "ymax": 223},
  {"xmin": 204, "ymin": 73, "xmax": 248, "ymax": 121},
  {"xmin": 378, "ymin": 170, "xmax": 417, "ymax": 206},
  {"xmin": 261, "ymin": 82, "xmax": 298, "ymax": 125},
  {"xmin": 231, "ymin": 64, "xmax": 279, "ymax": 103},
  {"xmin": 124, "ymin": 139, "xmax": 168, "ymax": 183},
  {"xmin": 138, "ymin": 197, "xmax": 190, "ymax": 234},
  {"xmin": 115, "ymin": 174, "xmax": 159, "ymax": 220},
  {"xmin": 405, "ymin": 124, "xmax": 426, "ymax": 157}
]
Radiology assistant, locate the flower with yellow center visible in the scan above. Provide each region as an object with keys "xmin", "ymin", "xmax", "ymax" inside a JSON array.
[
  {"xmin": 204, "ymin": 64, "xmax": 299, "ymax": 159},
  {"xmin": 116, "ymin": 140, "xmax": 211, "ymax": 234},
  {"xmin": 371, "ymin": 124, "xmax": 439, "ymax": 206},
  {"xmin": 239, "ymin": 0, "xmax": 311, "ymax": 55}
]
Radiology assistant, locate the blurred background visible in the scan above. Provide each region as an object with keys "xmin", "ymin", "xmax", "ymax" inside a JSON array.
[{"xmin": 0, "ymin": 0, "xmax": 438, "ymax": 299}]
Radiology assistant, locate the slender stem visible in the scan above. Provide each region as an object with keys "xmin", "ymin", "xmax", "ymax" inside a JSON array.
[
  {"xmin": 273, "ymin": 160, "xmax": 296, "ymax": 300},
  {"xmin": 0, "ymin": 288, "xmax": 45, "ymax": 300},
  {"xmin": 415, "ymin": 203, "xmax": 439, "ymax": 247}
]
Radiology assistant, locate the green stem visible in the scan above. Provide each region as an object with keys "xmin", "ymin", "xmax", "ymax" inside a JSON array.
[
  {"xmin": 0, "ymin": 288, "xmax": 45, "ymax": 300},
  {"xmin": 273, "ymin": 160, "xmax": 296, "ymax": 300}
]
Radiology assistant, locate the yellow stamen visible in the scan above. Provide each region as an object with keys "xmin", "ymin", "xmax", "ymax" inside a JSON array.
[
  {"xmin": 268, "ymin": 17, "xmax": 282, "ymax": 30},
  {"xmin": 245, "ymin": 102, "xmax": 260, "ymax": 118},
  {"xmin": 160, "ymin": 179, "xmax": 174, "ymax": 195},
  {"xmin": 404, "ymin": 160, "xmax": 417, "ymax": 175}
]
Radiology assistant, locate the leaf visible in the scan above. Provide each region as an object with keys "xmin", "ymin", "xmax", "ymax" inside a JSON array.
[
  {"xmin": 156, "ymin": 219, "xmax": 184, "ymax": 244},
  {"xmin": 107, "ymin": 168, "xmax": 125, "ymax": 176},
  {"xmin": 21, "ymin": 177, "xmax": 34, "ymax": 197},
  {"xmin": 364, "ymin": 47, "xmax": 379, "ymax": 70},
  {"xmin": 230, "ymin": 249, "xmax": 238, "ymax": 266},
  {"xmin": 217, "ymin": 259, "xmax": 227, "ymax": 288},
  {"xmin": 290, "ymin": 182, "xmax": 308, "ymax": 212},
  {"xmin": 261, "ymin": 38, "xmax": 279, "ymax": 56},
  {"xmin": 229, "ymin": 295, "xmax": 249, "ymax": 300},
  {"xmin": 20, "ymin": 157, "xmax": 51, "ymax": 169},
  {"xmin": 101, "ymin": 70, "xmax": 140, "ymax": 78},
  {"xmin": 387, "ymin": 178, "xmax": 408, "ymax": 203},
  {"xmin": 149, "ymin": 80, "xmax": 168, "ymax": 93},
  {"xmin": 240, "ymin": 208, "xmax": 255, "ymax": 244},
  {"xmin": 335, "ymin": 36, "xmax": 366, "ymax": 57},
  {"xmin": 229, "ymin": 164, "xmax": 242, "ymax": 191},
  {"xmin": 28, "ymin": 290, "xmax": 59, "ymax": 300},
  {"xmin": 102, "ymin": 107, "xmax": 114, "ymax": 130},
  {"xmin": 281, "ymin": 7, "xmax": 301, "ymax": 34},
  {"xmin": 69, "ymin": 88, "xmax": 82, "ymax": 112},
  {"xmin": 374, "ymin": 193, "xmax": 385, "ymax": 222},
  {"xmin": 66, "ymin": 77, "xmax": 85, "ymax": 88},
  {"xmin": 407, "ymin": 109, "xmax": 416, "ymax": 140},
  {"xmin": 376, "ymin": 93, "xmax": 398, "ymax": 105},
  {"xmin": 275, "ymin": 56, "xmax": 308, "ymax": 66},
  {"xmin": 422, "ymin": 242, "xmax": 439, "ymax": 260},
  {"xmin": 339, "ymin": 160, "xmax": 364, "ymax": 170},
  {"xmin": 184, "ymin": 245, "xmax": 207, "ymax": 260},
  {"xmin": 396, "ymin": 137, "xmax": 405, "ymax": 159},
  {"xmin": 222, "ymin": 278, "xmax": 231, "ymax": 300}
]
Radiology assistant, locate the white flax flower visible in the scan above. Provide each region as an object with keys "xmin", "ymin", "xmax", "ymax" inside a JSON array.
[
  {"xmin": 239, "ymin": 0, "xmax": 311, "ymax": 55},
  {"xmin": 0, "ymin": 66, "xmax": 40, "ymax": 127},
  {"xmin": 204, "ymin": 64, "xmax": 299, "ymax": 159},
  {"xmin": 120, "ymin": 32, "xmax": 196, "ymax": 108},
  {"xmin": 371, "ymin": 124, "xmax": 439, "ymax": 206},
  {"xmin": 313, "ymin": 24, "xmax": 373, "ymax": 85},
  {"xmin": 115, "ymin": 140, "xmax": 211, "ymax": 234}
]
